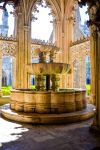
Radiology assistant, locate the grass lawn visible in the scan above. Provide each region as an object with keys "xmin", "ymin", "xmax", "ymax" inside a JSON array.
[{"xmin": 0, "ymin": 97, "xmax": 11, "ymax": 106}]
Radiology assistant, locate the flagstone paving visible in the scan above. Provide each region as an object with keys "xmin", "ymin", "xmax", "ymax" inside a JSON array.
[{"xmin": 0, "ymin": 113, "xmax": 100, "ymax": 150}]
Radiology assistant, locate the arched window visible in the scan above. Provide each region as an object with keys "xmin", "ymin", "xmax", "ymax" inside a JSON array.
[{"xmin": 2, "ymin": 56, "xmax": 12, "ymax": 86}]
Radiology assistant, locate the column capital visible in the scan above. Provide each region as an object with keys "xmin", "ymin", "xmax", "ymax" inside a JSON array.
[{"xmin": 78, "ymin": 0, "xmax": 100, "ymax": 31}]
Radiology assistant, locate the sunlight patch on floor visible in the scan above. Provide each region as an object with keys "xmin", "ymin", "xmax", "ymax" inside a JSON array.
[{"xmin": 0, "ymin": 117, "xmax": 28, "ymax": 147}]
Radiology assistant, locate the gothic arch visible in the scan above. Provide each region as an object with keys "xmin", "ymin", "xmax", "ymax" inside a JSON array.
[
  {"xmin": 65, "ymin": 0, "xmax": 76, "ymax": 20},
  {"xmin": 28, "ymin": 0, "xmax": 61, "ymax": 24},
  {"xmin": 64, "ymin": 0, "xmax": 78, "ymax": 39}
]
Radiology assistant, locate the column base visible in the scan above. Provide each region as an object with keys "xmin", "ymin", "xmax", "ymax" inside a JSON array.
[
  {"xmin": 89, "ymin": 120, "xmax": 100, "ymax": 133},
  {"xmin": 89, "ymin": 95, "xmax": 95, "ymax": 104}
]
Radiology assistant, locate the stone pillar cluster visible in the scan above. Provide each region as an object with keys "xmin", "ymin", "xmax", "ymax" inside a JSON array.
[
  {"xmin": 78, "ymin": 0, "xmax": 100, "ymax": 131},
  {"xmin": 15, "ymin": 5, "xmax": 31, "ymax": 89}
]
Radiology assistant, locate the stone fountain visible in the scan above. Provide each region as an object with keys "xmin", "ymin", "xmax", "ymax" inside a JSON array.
[{"xmin": 0, "ymin": 44, "xmax": 94, "ymax": 124}]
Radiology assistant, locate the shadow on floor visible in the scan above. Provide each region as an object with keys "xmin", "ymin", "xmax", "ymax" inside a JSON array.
[{"xmin": 0, "ymin": 117, "xmax": 100, "ymax": 150}]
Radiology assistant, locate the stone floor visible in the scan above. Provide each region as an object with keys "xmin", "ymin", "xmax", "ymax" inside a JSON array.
[{"xmin": 0, "ymin": 114, "xmax": 100, "ymax": 150}]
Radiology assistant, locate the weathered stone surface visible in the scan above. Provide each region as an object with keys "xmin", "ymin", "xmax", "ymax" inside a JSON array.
[
  {"xmin": 0, "ymin": 112, "xmax": 100, "ymax": 150},
  {"xmin": 0, "ymin": 104, "xmax": 95, "ymax": 124},
  {"xmin": 10, "ymin": 89, "xmax": 87, "ymax": 113}
]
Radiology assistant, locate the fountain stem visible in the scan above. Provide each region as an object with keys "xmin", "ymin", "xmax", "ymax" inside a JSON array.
[
  {"xmin": 51, "ymin": 74, "xmax": 60, "ymax": 91},
  {"xmin": 35, "ymin": 75, "xmax": 45, "ymax": 91}
]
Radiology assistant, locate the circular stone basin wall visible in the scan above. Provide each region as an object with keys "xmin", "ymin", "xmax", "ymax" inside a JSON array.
[{"xmin": 10, "ymin": 89, "xmax": 87, "ymax": 114}]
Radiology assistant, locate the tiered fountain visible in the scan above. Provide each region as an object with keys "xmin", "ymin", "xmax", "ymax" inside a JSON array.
[{"xmin": 1, "ymin": 45, "xmax": 94, "ymax": 124}]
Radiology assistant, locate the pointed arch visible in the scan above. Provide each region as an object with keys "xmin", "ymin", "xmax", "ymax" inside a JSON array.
[
  {"xmin": 28, "ymin": 0, "xmax": 61, "ymax": 23},
  {"xmin": 65, "ymin": 0, "xmax": 76, "ymax": 19}
]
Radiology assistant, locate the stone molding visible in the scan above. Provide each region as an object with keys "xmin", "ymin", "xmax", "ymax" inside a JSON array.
[
  {"xmin": 0, "ymin": 34, "xmax": 16, "ymax": 42},
  {"xmin": 70, "ymin": 36, "xmax": 90, "ymax": 46},
  {"xmin": 0, "ymin": 34, "xmax": 90, "ymax": 60}
]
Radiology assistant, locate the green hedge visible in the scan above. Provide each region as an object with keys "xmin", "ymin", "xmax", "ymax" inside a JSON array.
[
  {"xmin": 31, "ymin": 85, "xmax": 36, "ymax": 90},
  {"xmin": 1, "ymin": 85, "xmax": 90, "ymax": 96},
  {"xmin": 1, "ymin": 86, "xmax": 12, "ymax": 96},
  {"xmin": 1, "ymin": 86, "xmax": 36, "ymax": 96},
  {"xmin": 86, "ymin": 84, "xmax": 90, "ymax": 95}
]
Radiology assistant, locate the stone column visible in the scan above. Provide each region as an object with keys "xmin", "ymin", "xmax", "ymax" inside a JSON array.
[
  {"xmin": 15, "ymin": 10, "xmax": 24, "ymax": 88},
  {"xmin": 95, "ymin": 30, "xmax": 100, "ymax": 128},
  {"xmin": 90, "ymin": 27, "xmax": 96, "ymax": 104},
  {"xmin": 91, "ymin": 27, "xmax": 100, "ymax": 130},
  {"xmin": 55, "ymin": 20, "xmax": 60, "ymax": 47},
  {"xmin": 15, "ymin": 7, "xmax": 31, "ymax": 89},
  {"xmin": 12, "ymin": 57, "xmax": 16, "ymax": 88},
  {"xmin": 63, "ymin": 15, "xmax": 75, "ymax": 88},
  {"xmin": 78, "ymin": 0, "xmax": 100, "ymax": 130},
  {"xmin": 23, "ymin": 25, "xmax": 31, "ymax": 88}
]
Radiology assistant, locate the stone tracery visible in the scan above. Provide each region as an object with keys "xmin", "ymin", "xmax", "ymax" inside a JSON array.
[{"xmin": 0, "ymin": 42, "xmax": 17, "ymax": 56}]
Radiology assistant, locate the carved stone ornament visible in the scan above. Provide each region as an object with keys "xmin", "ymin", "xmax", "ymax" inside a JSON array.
[
  {"xmin": 78, "ymin": 0, "xmax": 100, "ymax": 31},
  {"xmin": 0, "ymin": 0, "xmax": 20, "ymax": 11},
  {"xmin": 70, "ymin": 38, "xmax": 90, "ymax": 63},
  {"xmin": 0, "ymin": 42, "xmax": 17, "ymax": 56}
]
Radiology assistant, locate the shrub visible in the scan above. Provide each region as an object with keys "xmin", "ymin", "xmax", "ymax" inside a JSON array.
[
  {"xmin": 31, "ymin": 85, "xmax": 36, "ymax": 90},
  {"xmin": 1, "ymin": 86, "xmax": 12, "ymax": 96},
  {"xmin": 86, "ymin": 84, "xmax": 90, "ymax": 95}
]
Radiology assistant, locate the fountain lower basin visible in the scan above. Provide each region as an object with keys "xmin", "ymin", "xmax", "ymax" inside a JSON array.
[
  {"xmin": 10, "ymin": 88, "xmax": 87, "ymax": 114},
  {"xmin": 0, "ymin": 88, "xmax": 94, "ymax": 124}
]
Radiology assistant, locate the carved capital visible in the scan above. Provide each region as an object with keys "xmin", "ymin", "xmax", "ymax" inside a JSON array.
[
  {"xmin": 78, "ymin": 0, "xmax": 100, "ymax": 31},
  {"xmin": 90, "ymin": 25, "xmax": 98, "ymax": 40}
]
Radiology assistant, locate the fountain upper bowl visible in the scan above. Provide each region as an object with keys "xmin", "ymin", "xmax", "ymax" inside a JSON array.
[{"xmin": 27, "ymin": 63, "xmax": 70, "ymax": 75}]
